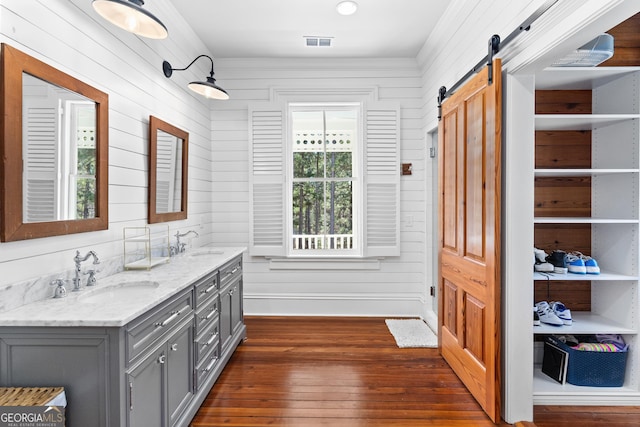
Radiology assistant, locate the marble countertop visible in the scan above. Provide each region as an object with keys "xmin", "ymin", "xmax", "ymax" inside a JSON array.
[{"xmin": 0, "ymin": 247, "xmax": 245, "ymax": 328}]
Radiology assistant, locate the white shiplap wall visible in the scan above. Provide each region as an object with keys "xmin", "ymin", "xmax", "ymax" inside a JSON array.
[
  {"xmin": 211, "ymin": 58, "xmax": 428, "ymax": 316},
  {"xmin": 0, "ymin": 0, "xmax": 213, "ymax": 298}
]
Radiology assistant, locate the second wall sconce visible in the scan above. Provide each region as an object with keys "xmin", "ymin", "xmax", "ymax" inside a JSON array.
[
  {"xmin": 92, "ymin": 0, "xmax": 168, "ymax": 39},
  {"xmin": 162, "ymin": 55, "xmax": 229, "ymax": 100}
]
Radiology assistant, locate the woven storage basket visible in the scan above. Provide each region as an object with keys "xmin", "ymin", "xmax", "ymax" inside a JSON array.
[
  {"xmin": 0, "ymin": 387, "xmax": 64, "ymax": 406},
  {"xmin": 546, "ymin": 336, "xmax": 628, "ymax": 387}
]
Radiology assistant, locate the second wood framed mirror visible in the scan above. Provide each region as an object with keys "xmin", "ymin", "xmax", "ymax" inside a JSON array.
[{"xmin": 148, "ymin": 116, "xmax": 189, "ymax": 223}]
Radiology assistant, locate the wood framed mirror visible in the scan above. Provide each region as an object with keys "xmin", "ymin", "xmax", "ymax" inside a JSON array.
[
  {"xmin": 148, "ymin": 116, "xmax": 188, "ymax": 223},
  {"xmin": 1, "ymin": 43, "xmax": 109, "ymax": 242}
]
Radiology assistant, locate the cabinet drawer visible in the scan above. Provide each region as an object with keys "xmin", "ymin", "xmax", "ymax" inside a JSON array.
[
  {"xmin": 195, "ymin": 341, "xmax": 220, "ymax": 390},
  {"xmin": 194, "ymin": 271, "xmax": 218, "ymax": 308},
  {"xmin": 195, "ymin": 295, "xmax": 219, "ymax": 335},
  {"xmin": 126, "ymin": 290, "xmax": 193, "ymax": 364},
  {"xmin": 219, "ymin": 257, "xmax": 242, "ymax": 288},
  {"xmin": 195, "ymin": 319, "xmax": 220, "ymax": 364}
]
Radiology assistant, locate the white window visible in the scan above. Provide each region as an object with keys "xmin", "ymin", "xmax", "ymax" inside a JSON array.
[
  {"xmin": 249, "ymin": 96, "xmax": 400, "ymax": 259},
  {"xmin": 289, "ymin": 104, "xmax": 360, "ymax": 256}
]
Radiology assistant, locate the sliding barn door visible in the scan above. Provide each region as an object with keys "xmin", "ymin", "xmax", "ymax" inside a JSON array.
[{"xmin": 438, "ymin": 59, "xmax": 502, "ymax": 423}]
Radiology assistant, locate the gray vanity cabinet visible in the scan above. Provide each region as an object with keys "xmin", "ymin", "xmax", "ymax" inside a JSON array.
[{"xmin": 0, "ymin": 252, "xmax": 247, "ymax": 427}]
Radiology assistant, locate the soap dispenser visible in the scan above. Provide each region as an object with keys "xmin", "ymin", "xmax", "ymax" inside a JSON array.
[{"xmin": 51, "ymin": 279, "xmax": 67, "ymax": 299}]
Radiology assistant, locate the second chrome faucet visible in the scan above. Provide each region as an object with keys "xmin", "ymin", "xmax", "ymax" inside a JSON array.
[
  {"xmin": 73, "ymin": 250, "xmax": 100, "ymax": 291},
  {"xmin": 171, "ymin": 230, "xmax": 199, "ymax": 256}
]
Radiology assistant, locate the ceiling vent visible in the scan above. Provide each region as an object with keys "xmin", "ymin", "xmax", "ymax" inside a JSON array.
[
  {"xmin": 305, "ymin": 36, "xmax": 332, "ymax": 47},
  {"xmin": 552, "ymin": 34, "xmax": 614, "ymax": 67}
]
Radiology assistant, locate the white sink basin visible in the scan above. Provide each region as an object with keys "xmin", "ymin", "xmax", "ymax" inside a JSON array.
[{"xmin": 78, "ymin": 280, "xmax": 160, "ymax": 303}]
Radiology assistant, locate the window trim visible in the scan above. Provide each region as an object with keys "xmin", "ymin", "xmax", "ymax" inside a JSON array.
[{"xmin": 248, "ymin": 86, "xmax": 400, "ymax": 259}]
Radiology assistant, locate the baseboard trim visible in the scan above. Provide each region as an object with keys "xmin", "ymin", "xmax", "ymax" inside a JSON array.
[{"xmin": 244, "ymin": 292, "xmax": 424, "ymax": 316}]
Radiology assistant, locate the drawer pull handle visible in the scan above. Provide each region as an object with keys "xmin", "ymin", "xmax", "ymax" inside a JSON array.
[
  {"xmin": 171, "ymin": 343, "xmax": 178, "ymax": 352},
  {"xmin": 157, "ymin": 311, "xmax": 179, "ymax": 327},
  {"xmin": 203, "ymin": 356, "xmax": 218, "ymax": 372},
  {"xmin": 204, "ymin": 308, "xmax": 217, "ymax": 320},
  {"xmin": 156, "ymin": 305, "xmax": 190, "ymax": 327},
  {"xmin": 205, "ymin": 332, "xmax": 218, "ymax": 347},
  {"xmin": 158, "ymin": 354, "xmax": 166, "ymax": 364},
  {"xmin": 223, "ymin": 266, "xmax": 240, "ymax": 279},
  {"xmin": 129, "ymin": 382, "xmax": 133, "ymax": 411},
  {"xmin": 202, "ymin": 284, "xmax": 216, "ymax": 294}
]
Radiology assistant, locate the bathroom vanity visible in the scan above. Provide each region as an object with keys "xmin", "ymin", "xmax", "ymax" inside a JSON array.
[{"xmin": 0, "ymin": 248, "xmax": 245, "ymax": 427}]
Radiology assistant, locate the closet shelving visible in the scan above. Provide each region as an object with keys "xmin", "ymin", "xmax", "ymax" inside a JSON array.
[{"xmin": 532, "ymin": 66, "xmax": 640, "ymax": 404}]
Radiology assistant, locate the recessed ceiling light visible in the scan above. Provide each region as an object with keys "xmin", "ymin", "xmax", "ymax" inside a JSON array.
[{"xmin": 336, "ymin": 1, "xmax": 358, "ymax": 16}]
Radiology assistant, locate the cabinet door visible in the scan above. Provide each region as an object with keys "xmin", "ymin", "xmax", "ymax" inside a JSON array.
[
  {"xmin": 127, "ymin": 346, "xmax": 165, "ymax": 427},
  {"xmin": 167, "ymin": 319, "xmax": 194, "ymax": 426},
  {"xmin": 219, "ymin": 286, "xmax": 232, "ymax": 350},
  {"xmin": 230, "ymin": 278, "xmax": 243, "ymax": 335}
]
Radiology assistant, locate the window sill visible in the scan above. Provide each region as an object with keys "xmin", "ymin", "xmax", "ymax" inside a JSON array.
[{"xmin": 268, "ymin": 257, "xmax": 381, "ymax": 270}]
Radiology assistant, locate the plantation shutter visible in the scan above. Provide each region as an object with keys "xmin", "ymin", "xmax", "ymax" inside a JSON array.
[
  {"xmin": 363, "ymin": 103, "xmax": 400, "ymax": 257},
  {"xmin": 155, "ymin": 131, "xmax": 178, "ymax": 213},
  {"xmin": 249, "ymin": 103, "xmax": 286, "ymax": 256},
  {"xmin": 22, "ymin": 101, "xmax": 60, "ymax": 222}
]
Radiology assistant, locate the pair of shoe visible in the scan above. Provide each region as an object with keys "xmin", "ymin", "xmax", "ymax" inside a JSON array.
[
  {"xmin": 534, "ymin": 247, "xmax": 600, "ymax": 275},
  {"xmin": 566, "ymin": 251, "xmax": 600, "ymax": 275},
  {"xmin": 535, "ymin": 301, "xmax": 572, "ymax": 326}
]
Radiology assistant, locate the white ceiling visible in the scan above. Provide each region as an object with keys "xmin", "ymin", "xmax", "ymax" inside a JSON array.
[{"xmin": 167, "ymin": 0, "xmax": 450, "ymax": 59}]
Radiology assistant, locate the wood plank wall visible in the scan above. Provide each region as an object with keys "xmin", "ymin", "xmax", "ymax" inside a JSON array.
[
  {"xmin": 602, "ymin": 12, "xmax": 640, "ymax": 66},
  {"xmin": 533, "ymin": 91, "xmax": 592, "ymax": 311},
  {"xmin": 533, "ymin": 11, "xmax": 640, "ymax": 310}
]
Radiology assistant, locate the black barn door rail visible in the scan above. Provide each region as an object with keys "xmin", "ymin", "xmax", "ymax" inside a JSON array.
[{"xmin": 437, "ymin": 0, "xmax": 559, "ymax": 120}]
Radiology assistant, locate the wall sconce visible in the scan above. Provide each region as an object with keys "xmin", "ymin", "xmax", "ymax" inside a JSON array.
[
  {"xmin": 92, "ymin": 0, "xmax": 167, "ymax": 39},
  {"xmin": 162, "ymin": 55, "xmax": 229, "ymax": 100}
]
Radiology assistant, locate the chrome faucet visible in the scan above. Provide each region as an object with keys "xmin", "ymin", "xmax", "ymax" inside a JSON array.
[
  {"xmin": 172, "ymin": 230, "xmax": 199, "ymax": 255},
  {"xmin": 73, "ymin": 250, "xmax": 100, "ymax": 291}
]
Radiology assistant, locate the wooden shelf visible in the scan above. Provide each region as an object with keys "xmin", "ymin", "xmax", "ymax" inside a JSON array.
[
  {"xmin": 534, "ymin": 271, "xmax": 639, "ymax": 281},
  {"xmin": 535, "ymin": 169, "xmax": 639, "ymax": 177},
  {"xmin": 533, "ymin": 311, "xmax": 635, "ymax": 335},
  {"xmin": 533, "ymin": 367, "xmax": 639, "ymax": 405},
  {"xmin": 535, "ymin": 114, "xmax": 639, "ymax": 131},
  {"xmin": 535, "ymin": 67, "xmax": 640, "ymax": 90},
  {"xmin": 534, "ymin": 217, "xmax": 639, "ymax": 224}
]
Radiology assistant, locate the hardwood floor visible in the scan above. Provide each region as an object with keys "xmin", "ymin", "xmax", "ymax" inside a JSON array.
[{"xmin": 190, "ymin": 317, "xmax": 640, "ymax": 427}]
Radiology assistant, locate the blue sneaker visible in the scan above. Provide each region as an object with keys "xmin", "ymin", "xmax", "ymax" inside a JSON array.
[
  {"xmin": 583, "ymin": 256, "xmax": 600, "ymax": 275},
  {"xmin": 566, "ymin": 253, "xmax": 586, "ymax": 274},
  {"xmin": 568, "ymin": 251, "xmax": 600, "ymax": 274}
]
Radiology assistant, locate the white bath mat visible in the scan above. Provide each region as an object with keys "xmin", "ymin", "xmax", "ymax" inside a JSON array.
[{"xmin": 385, "ymin": 318, "xmax": 438, "ymax": 348}]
